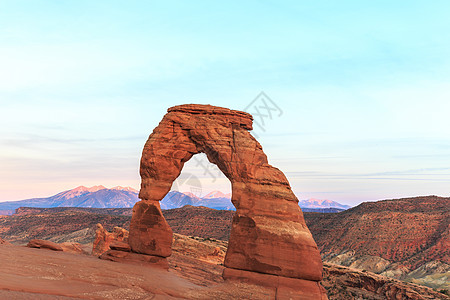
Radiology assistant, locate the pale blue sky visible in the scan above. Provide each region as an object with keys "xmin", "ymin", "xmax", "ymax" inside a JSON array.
[{"xmin": 1, "ymin": 1, "xmax": 449, "ymax": 205}]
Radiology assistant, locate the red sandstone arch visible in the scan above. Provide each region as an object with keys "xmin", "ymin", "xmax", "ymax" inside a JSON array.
[{"xmin": 128, "ymin": 104, "xmax": 326, "ymax": 297}]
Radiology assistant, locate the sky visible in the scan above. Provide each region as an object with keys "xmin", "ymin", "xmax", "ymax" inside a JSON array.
[{"xmin": 1, "ymin": 1, "xmax": 449, "ymax": 206}]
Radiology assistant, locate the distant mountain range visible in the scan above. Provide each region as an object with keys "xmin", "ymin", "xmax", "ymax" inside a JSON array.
[
  {"xmin": 298, "ymin": 198, "xmax": 351, "ymax": 210},
  {"xmin": 0, "ymin": 186, "xmax": 350, "ymax": 214},
  {"xmin": 0, "ymin": 186, "xmax": 138, "ymax": 213},
  {"xmin": 161, "ymin": 191, "xmax": 234, "ymax": 210}
]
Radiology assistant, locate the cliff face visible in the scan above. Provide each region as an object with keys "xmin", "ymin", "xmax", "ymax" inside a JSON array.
[
  {"xmin": 322, "ymin": 263, "xmax": 449, "ymax": 300},
  {"xmin": 305, "ymin": 196, "xmax": 449, "ymax": 269},
  {"xmin": 304, "ymin": 196, "xmax": 450, "ymax": 291}
]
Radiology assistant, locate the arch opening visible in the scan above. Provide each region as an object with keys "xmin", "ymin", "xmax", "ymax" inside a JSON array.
[{"xmin": 163, "ymin": 153, "xmax": 233, "ymax": 210}]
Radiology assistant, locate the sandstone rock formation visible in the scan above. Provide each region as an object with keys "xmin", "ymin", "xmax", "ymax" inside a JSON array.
[
  {"xmin": 92, "ymin": 223, "xmax": 129, "ymax": 256},
  {"xmin": 27, "ymin": 239, "xmax": 63, "ymax": 251},
  {"xmin": 129, "ymin": 104, "xmax": 326, "ymax": 297},
  {"xmin": 26, "ymin": 238, "xmax": 88, "ymax": 254},
  {"xmin": 109, "ymin": 240, "xmax": 131, "ymax": 252},
  {"xmin": 93, "ymin": 224, "xmax": 170, "ymax": 269}
]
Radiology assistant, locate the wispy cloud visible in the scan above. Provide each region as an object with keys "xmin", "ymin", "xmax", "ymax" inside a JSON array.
[
  {"xmin": 1, "ymin": 134, "xmax": 145, "ymax": 148},
  {"xmin": 286, "ymin": 167, "xmax": 450, "ymax": 181}
]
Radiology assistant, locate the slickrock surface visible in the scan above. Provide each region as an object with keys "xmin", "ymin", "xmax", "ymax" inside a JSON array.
[
  {"xmin": 1, "ymin": 236, "xmax": 447, "ymax": 299},
  {"xmin": 0, "ymin": 243, "xmax": 281, "ymax": 299},
  {"xmin": 129, "ymin": 104, "xmax": 324, "ymax": 297}
]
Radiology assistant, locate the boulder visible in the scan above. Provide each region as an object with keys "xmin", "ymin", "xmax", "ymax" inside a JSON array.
[
  {"xmin": 92, "ymin": 224, "xmax": 129, "ymax": 256},
  {"xmin": 27, "ymin": 239, "xmax": 63, "ymax": 251},
  {"xmin": 128, "ymin": 200, "xmax": 172, "ymax": 257},
  {"xmin": 110, "ymin": 241, "xmax": 131, "ymax": 252}
]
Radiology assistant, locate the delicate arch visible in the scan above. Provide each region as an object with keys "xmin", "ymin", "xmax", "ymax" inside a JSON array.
[{"xmin": 129, "ymin": 104, "xmax": 324, "ymax": 284}]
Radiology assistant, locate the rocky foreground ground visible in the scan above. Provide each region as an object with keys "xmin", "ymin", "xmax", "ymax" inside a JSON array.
[
  {"xmin": 0, "ymin": 242, "xmax": 271, "ymax": 299},
  {"xmin": 1, "ymin": 233, "xmax": 448, "ymax": 300}
]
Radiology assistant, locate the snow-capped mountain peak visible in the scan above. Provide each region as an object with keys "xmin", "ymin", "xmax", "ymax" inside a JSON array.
[
  {"xmin": 299, "ymin": 198, "xmax": 351, "ymax": 209},
  {"xmin": 202, "ymin": 191, "xmax": 231, "ymax": 199},
  {"xmin": 111, "ymin": 186, "xmax": 139, "ymax": 193}
]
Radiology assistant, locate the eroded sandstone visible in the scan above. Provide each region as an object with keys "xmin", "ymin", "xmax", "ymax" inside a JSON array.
[
  {"xmin": 129, "ymin": 104, "xmax": 325, "ymax": 296},
  {"xmin": 27, "ymin": 239, "xmax": 63, "ymax": 251},
  {"xmin": 92, "ymin": 223, "xmax": 129, "ymax": 256}
]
